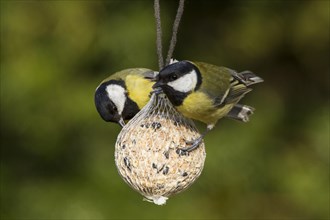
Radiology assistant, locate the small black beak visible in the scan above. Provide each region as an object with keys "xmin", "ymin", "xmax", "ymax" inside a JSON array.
[
  {"xmin": 151, "ymin": 87, "xmax": 163, "ymax": 95},
  {"xmin": 118, "ymin": 117, "xmax": 126, "ymax": 128},
  {"xmin": 152, "ymin": 81, "xmax": 165, "ymax": 95},
  {"xmin": 152, "ymin": 81, "xmax": 164, "ymax": 89},
  {"xmin": 149, "ymin": 77, "xmax": 158, "ymax": 82}
]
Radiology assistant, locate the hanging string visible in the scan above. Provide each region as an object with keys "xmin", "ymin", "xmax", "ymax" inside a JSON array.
[
  {"xmin": 154, "ymin": 0, "xmax": 185, "ymax": 70},
  {"xmin": 154, "ymin": 0, "xmax": 164, "ymax": 70},
  {"xmin": 165, "ymin": 0, "xmax": 185, "ymax": 66}
]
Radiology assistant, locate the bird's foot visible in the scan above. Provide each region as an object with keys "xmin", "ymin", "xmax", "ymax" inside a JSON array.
[{"xmin": 176, "ymin": 137, "xmax": 203, "ymax": 156}]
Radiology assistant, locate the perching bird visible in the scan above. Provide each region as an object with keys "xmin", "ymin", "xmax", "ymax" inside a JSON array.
[
  {"xmin": 153, "ymin": 60, "xmax": 263, "ymax": 153},
  {"xmin": 94, "ymin": 68, "xmax": 157, "ymax": 127}
]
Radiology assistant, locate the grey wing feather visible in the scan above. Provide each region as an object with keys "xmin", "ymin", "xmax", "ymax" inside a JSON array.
[{"xmin": 193, "ymin": 62, "xmax": 263, "ymax": 107}]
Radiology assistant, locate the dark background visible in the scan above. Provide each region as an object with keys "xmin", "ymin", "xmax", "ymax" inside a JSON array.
[{"xmin": 1, "ymin": 0, "xmax": 329, "ymax": 219}]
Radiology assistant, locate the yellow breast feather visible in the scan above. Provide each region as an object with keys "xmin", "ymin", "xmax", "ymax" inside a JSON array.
[{"xmin": 177, "ymin": 91, "xmax": 234, "ymax": 125}]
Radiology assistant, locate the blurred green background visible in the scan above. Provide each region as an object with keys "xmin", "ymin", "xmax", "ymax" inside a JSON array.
[{"xmin": 1, "ymin": 0, "xmax": 329, "ymax": 219}]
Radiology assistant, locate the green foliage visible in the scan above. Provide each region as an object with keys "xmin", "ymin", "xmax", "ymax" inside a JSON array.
[{"xmin": 1, "ymin": 1, "xmax": 329, "ymax": 219}]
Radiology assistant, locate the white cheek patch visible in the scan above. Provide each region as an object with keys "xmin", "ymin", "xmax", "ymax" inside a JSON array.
[
  {"xmin": 168, "ymin": 70, "xmax": 198, "ymax": 93},
  {"xmin": 105, "ymin": 84, "xmax": 126, "ymax": 115}
]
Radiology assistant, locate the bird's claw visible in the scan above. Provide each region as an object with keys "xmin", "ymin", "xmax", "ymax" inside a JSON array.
[
  {"xmin": 176, "ymin": 138, "xmax": 203, "ymax": 156},
  {"xmin": 176, "ymin": 148, "xmax": 189, "ymax": 156},
  {"xmin": 185, "ymin": 139, "xmax": 195, "ymax": 145}
]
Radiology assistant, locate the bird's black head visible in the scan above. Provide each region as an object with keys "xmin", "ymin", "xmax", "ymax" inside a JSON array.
[
  {"xmin": 94, "ymin": 80, "xmax": 126, "ymax": 127},
  {"xmin": 152, "ymin": 60, "xmax": 202, "ymax": 106}
]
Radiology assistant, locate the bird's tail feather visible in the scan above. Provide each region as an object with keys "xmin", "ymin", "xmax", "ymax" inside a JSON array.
[{"xmin": 235, "ymin": 71, "xmax": 264, "ymax": 86}]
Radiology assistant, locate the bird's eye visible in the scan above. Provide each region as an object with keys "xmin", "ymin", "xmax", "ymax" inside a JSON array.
[
  {"xmin": 109, "ymin": 104, "xmax": 117, "ymax": 113},
  {"xmin": 170, "ymin": 74, "xmax": 178, "ymax": 80}
]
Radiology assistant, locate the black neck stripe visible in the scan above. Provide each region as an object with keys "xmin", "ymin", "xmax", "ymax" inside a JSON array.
[{"xmin": 194, "ymin": 67, "xmax": 202, "ymax": 91}]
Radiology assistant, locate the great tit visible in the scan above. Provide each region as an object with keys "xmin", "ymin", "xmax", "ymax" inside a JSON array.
[
  {"xmin": 153, "ymin": 60, "xmax": 263, "ymax": 153},
  {"xmin": 94, "ymin": 68, "xmax": 157, "ymax": 127}
]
